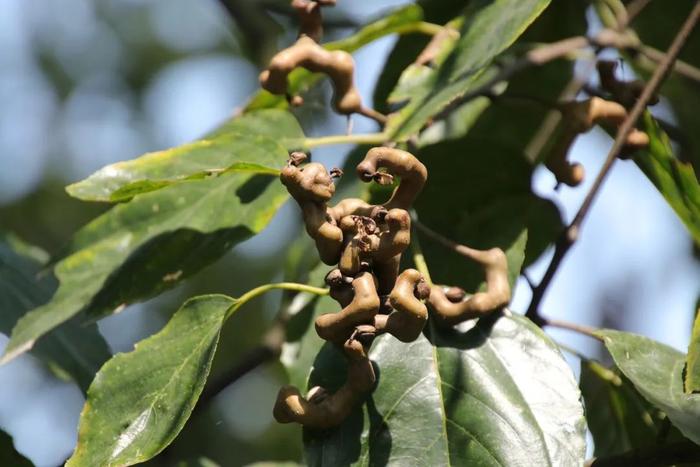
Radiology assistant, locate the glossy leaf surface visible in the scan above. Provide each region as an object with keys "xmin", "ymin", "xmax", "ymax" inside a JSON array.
[
  {"xmin": 598, "ymin": 329, "xmax": 700, "ymax": 444},
  {"xmin": 305, "ymin": 313, "xmax": 586, "ymax": 466},
  {"xmin": 67, "ymin": 295, "xmax": 235, "ymax": 467},
  {"xmin": 2, "ymin": 162, "xmax": 289, "ymax": 364},
  {"xmin": 67, "ymin": 109, "xmax": 302, "ymax": 202}
]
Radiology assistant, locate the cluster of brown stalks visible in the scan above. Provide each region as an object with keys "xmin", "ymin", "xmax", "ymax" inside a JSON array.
[
  {"xmin": 259, "ymin": 0, "xmax": 386, "ymax": 124},
  {"xmin": 545, "ymin": 60, "xmax": 655, "ymax": 187},
  {"xmin": 270, "ymin": 0, "xmax": 513, "ymax": 430},
  {"xmin": 274, "ymin": 146, "xmax": 513, "ymax": 428}
]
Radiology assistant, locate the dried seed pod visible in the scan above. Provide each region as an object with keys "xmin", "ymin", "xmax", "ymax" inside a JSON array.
[
  {"xmin": 315, "ymin": 271, "xmax": 380, "ymax": 344},
  {"xmin": 280, "ymin": 153, "xmax": 343, "ymax": 264},
  {"xmin": 372, "ymin": 208, "xmax": 411, "ymax": 262},
  {"xmin": 260, "ymin": 36, "xmax": 385, "ymax": 122},
  {"xmin": 337, "ymin": 215, "xmax": 377, "ymax": 276},
  {"xmin": 373, "ymin": 269, "xmax": 430, "ymax": 342},
  {"xmin": 356, "ymin": 147, "xmax": 428, "ymax": 210},
  {"xmin": 428, "ymin": 247, "xmax": 511, "ymax": 326},
  {"xmin": 597, "ymin": 60, "xmax": 659, "ymax": 109},
  {"xmin": 325, "ymin": 268, "xmax": 354, "ymax": 307},
  {"xmin": 272, "ymin": 335, "xmax": 375, "ymax": 429},
  {"xmin": 546, "ymin": 97, "xmax": 650, "ymax": 187}
]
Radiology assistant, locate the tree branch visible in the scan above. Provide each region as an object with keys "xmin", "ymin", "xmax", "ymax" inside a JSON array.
[{"xmin": 526, "ymin": 1, "xmax": 700, "ymax": 324}]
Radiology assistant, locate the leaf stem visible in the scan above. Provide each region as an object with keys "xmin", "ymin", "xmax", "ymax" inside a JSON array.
[
  {"xmin": 303, "ymin": 132, "xmax": 387, "ymax": 149},
  {"xmin": 227, "ymin": 282, "xmax": 328, "ymax": 318},
  {"xmin": 543, "ymin": 318, "xmax": 603, "ymax": 341},
  {"xmin": 410, "ymin": 213, "xmax": 433, "ymax": 286},
  {"xmin": 526, "ymin": 2, "xmax": 700, "ymax": 324},
  {"xmin": 393, "ymin": 21, "xmax": 446, "ymax": 37}
]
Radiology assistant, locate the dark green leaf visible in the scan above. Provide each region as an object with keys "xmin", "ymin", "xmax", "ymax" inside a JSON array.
[
  {"xmin": 687, "ymin": 306, "xmax": 700, "ymax": 393},
  {"xmin": 0, "ymin": 429, "xmax": 33, "ymax": 467},
  {"xmin": 580, "ymin": 360, "xmax": 663, "ymax": 456},
  {"xmin": 387, "ymin": 0, "xmax": 552, "ymax": 140},
  {"xmin": 634, "ymin": 114, "xmax": 700, "ymax": 245},
  {"xmin": 67, "ymin": 109, "xmax": 303, "ymax": 203},
  {"xmin": 414, "ymin": 139, "xmax": 560, "ymax": 291},
  {"xmin": 597, "ymin": 329, "xmax": 700, "ymax": 444},
  {"xmin": 66, "ymin": 295, "xmax": 235, "ymax": 467},
  {"xmin": 0, "ymin": 234, "xmax": 111, "ymax": 392},
  {"xmin": 304, "ymin": 313, "xmax": 586, "ymax": 465},
  {"xmin": 2, "ymin": 167, "xmax": 288, "ymax": 364},
  {"xmin": 245, "ymin": 5, "xmax": 425, "ymax": 112}
]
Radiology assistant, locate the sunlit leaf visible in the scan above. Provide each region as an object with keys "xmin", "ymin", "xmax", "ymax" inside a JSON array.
[
  {"xmin": 2, "ymin": 167, "xmax": 288, "ymax": 364},
  {"xmin": 386, "ymin": 0, "xmax": 552, "ymax": 140},
  {"xmin": 634, "ymin": 114, "xmax": 700, "ymax": 245},
  {"xmin": 597, "ymin": 329, "xmax": 700, "ymax": 444},
  {"xmin": 0, "ymin": 234, "xmax": 111, "ymax": 392},
  {"xmin": 304, "ymin": 313, "xmax": 587, "ymax": 465},
  {"xmin": 67, "ymin": 109, "xmax": 303, "ymax": 203},
  {"xmin": 67, "ymin": 295, "xmax": 235, "ymax": 467}
]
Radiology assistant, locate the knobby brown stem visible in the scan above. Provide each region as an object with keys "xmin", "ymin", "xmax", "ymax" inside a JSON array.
[{"xmin": 526, "ymin": 1, "xmax": 700, "ymax": 324}]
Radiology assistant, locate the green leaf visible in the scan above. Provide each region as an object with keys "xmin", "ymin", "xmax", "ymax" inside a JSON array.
[
  {"xmin": 597, "ymin": 329, "xmax": 700, "ymax": 444},
  {"xmin": 687, "ymin": 307, "xmax": 700, "ymax": 393},
  {"xmin": 67, "ymin": 295, "xmax": 235, "ymax": 467},
  {"xmin": 67, "ymin": 109, "xmax": 303, "ymax": 203},
  {"xmin": 0, "ymin": 429, "xmax": 33, "ymax": 467},
  {"xmin": 629, "ymin": 0, "xmax": 700, "ymax": 176},
  {"xmin": 304, "ymin": 313, "xmax": 586, "ymax": 465},
  {"xmin": 579, "ymin": 360, "xmax": 663, "ymax": 457},
  {"xmin": 387, "ymin": 0, "xmax": 552, "ymax": 140},
  {"xmin": 2, "ymin": 167, "xmax": 288, "ymax": 364},
  {"xmin": 0, "ymin": 234, "xmax": 111, "ymax": 392},
  {"xmin": 414, "ymin": 139, "xmax": 561, "ymax": 291},
  {"xmin": 244, "ymin": 5, "xmax": 425, "ymax": 112},
  {"xmin": 634, "ymin": 113, "xmax": 700, "ymax": 245}
]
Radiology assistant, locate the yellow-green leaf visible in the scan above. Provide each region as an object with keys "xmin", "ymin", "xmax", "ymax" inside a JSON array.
[
  {"xmin": 67, "ymin": 109, "xmax": 303, "ymax": 203},
  {"xmin": 67, "ymin": 295, "xmax": 235, "ymax": 467}
]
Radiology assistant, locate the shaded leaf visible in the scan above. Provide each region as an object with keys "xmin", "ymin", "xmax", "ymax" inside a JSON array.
[
  {"xmin": 67, "ymin": 295, "xmax": 235, "ymax": 467},
  {"xmin": 245, "ymin": 5, "xmax": 425, "ymax": 111},
  {"xmin": 0, "ymin": 234, "xmax": 111, "ymax": 392},
  {"xmin": 304, "ymin": 313, "xmax": 586, "ymax": 466},
  {"xmin": 688, "ymin": 306, "xmax": 700, "ymax": 393},
  {"xmin": 2, "ymin": 167, "xmax": 288, "ymax": 364},
  {"xmin": 597, "ymin": 329, "xmax": 700, "ymax": 444},
  {"xmin": 67, "ymin": 109, "xmax": 303, "ymax": 203},
  {"xmin": 414, "ymin": 139, "xmax": 561, "ymax": 292},
  {"xmin": 387, "ymin": 0, "xmax": 552, "ymax": 140},
  {"xmin": 0, "ymin": 429, "xmax": 33, "ymax": 467},
  {"xmin": 634, "ymin": 114, "xmax": 700, "ymax": 245},
  {"xmin": 580, "ymin": 360, "xmax": 663, "ymax": 457}
]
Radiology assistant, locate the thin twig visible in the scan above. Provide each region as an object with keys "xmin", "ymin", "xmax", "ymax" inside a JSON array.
[
  {"xmin": 638, "ymin": 44, "xmax": 700, "ymax": 83},
  {"xmin": 526, "ymin": 2, "xmax": 700, "ymax": 324}
]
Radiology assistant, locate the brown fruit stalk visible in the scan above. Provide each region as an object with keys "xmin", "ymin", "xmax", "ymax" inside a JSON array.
[
  {"xmin": 546, "ymin": 97, "xmax": 650, "ymax": 187},
  {"xmin": 273, "ymin": 336, "xmax": 375, "ymax": 429},
  {"xmin": 373, "ymin": 269, "xmax": 430, "ymax": 342},
  {"xmin": 428, "ymin": 247, "xmax": 510, "ymax": 326}
]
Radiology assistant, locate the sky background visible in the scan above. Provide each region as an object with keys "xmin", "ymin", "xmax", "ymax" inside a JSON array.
[{"xmin": 0, "ymin": 1, "xmax": 698, "ymax": 466}]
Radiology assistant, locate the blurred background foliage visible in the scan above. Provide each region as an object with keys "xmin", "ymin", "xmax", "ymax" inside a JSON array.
[{"xmin": 0, "ymin": 0, "xmax": 699, "ymax": 466}]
